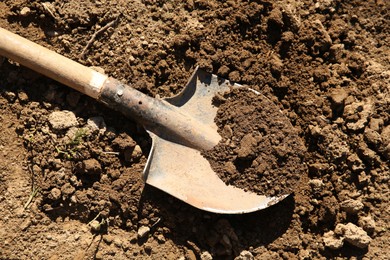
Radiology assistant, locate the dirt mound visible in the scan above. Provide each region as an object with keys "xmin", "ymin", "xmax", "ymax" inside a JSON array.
[{"xmin": 204, "ymin": 88, "xmax": 306, "ymax": 197}]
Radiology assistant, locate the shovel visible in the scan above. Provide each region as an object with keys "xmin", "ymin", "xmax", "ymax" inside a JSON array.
[{"xmin": 0, "ymin": 28, "xmax": 288, "ymax": 214}]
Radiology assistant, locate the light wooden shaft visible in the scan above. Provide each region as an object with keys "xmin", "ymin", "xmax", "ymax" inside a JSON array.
[
  {"xmin": 0, "ymin": 28, "xmax": 221, "ymax": 150},
  {"xmin": 0, "ymin": 28, "xmax": 107, "ymax": 99}
]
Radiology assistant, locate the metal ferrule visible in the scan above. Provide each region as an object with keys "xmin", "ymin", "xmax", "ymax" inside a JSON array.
[{"xmin": 99, "ymin": 77, "xmax": 221, "ymax": 151}]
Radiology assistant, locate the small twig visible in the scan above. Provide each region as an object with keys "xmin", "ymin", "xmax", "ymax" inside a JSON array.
[
  {"xmin": 100, "ymin": 151, "xmax": 120, "ymax": 155},
  {"xmin": 41, "ymin": 2, "xmax": 57, "ymax": 20},
  {"xmin": 24, "ymin": 186, "xmax": 40, "ymax": 210},
  {"xmin": 87, "ymin": 212, "xmax": 101, "ymax": 226},
  {"xmin": 151, "ymin": 217, "xmax": 161, "ymax": 228},
  {"xmin": 79, "ymin": 15, "xmax": 121, "ymax": 59}
]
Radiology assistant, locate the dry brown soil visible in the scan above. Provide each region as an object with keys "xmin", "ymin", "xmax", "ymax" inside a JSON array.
[
  {"xmin": 204, "ymin": 88, "xmax": 306, "ymax": 198},
  {"xmin": 0, "ymin": 0, "xmax": 389, "ymax": 259}
]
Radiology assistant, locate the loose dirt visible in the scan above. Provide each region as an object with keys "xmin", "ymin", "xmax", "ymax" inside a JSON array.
[
  {"xmin": 203, "ymin": 88, "xmax": 306, "ymax": 197},
  {"xmin": 0, "ymin": 0, "xmax": 389, "ymax": 259}
]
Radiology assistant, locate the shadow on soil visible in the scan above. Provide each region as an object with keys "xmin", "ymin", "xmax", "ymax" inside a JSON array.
[{"xmin": 139, "ymin": 185, "xmax": 294, "ymax": 258}]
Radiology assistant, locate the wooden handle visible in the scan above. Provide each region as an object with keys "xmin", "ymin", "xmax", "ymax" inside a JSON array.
[
  {"xmin": 0, "ymin": 28, "xmax": 221, "ymax": 150},
  {"xmin": 0, "ymin": 28, "xmax": 107, "ymax": 99}
]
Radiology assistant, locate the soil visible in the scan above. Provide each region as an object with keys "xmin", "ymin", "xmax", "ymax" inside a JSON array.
[
  {"xmin": 0, "ymin": 0, "xmax": 389, "ymax": 259},
  {"xmin": 204, "ymin": 88, "xmax": 306, "ymax": 197}
]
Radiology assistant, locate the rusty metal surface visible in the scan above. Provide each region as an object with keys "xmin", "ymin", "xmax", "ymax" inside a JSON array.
[
  {"xmin": 99, "ymin": 74, "xmax": 220, "ymax": 150},
  {"xmin": 143, "ymin": 68, "xmax": 288, "ymax": 213}
]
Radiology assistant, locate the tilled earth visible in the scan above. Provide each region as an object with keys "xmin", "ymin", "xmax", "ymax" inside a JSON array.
[{"xmin": 0, "ymin": 0, "xmax": 389, "ymax": 259}]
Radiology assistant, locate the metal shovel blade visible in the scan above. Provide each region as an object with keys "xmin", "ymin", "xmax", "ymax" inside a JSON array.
[{"xmin": 143, "ymin": 68, "xmax": 288, "ymax": 214}]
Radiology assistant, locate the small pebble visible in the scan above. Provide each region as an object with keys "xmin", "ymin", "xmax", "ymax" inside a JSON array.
[
  {"xmin": 87, "ymin": 116, "xmax": 106, "ymax": 134},
  {"xmin": 335, "ymin": 223, "xmax": 372, "ymax": 249},
  {"xmin": 18, "ymin": 91, "xmax": 29, "ymax": 103},
  {"xmin": 323, "ymin": 231, "xmax": 343, "ymax": 250},
  {"xmin": 119, "ymin": 241, "xmax": 130, "ymax": 252},
  {"xmin": 137, "ymin": 225, "xmax": 150, "ymax": 239},
  {"xmin": 309, "ymin": 179, "xmax": 324, "ymax": 191},
  {"xmin": 130, "ymin": 234, "xmax": 138, "ymax": 244},
  {"xmin": 129, "ymin": 55, "xmax": 136, "ymax": 64},
  {"xmin": 90, "ymin": 220, "xmax": 101, "ymax": 232},
  {"xmin": 358, "ymin": 215, "xmax": 376, "ymax": 233},
  {"xmin": 200, "ymin": 251, "xmax": 213, "ymax": 260},
  {"xmin": 156, "ymin": 234, "xmax": 166, "ymax": 243},
  {"xmin": 49, "ymin": 188, "xmax": 61, "ymax": 201},
  {"xmin": 48, "ymin": 111, "xmax": 78, "ymax": 130},
  {"xmin": 61, "ymin": 183, "xmax": 75, "ymax": 196},
  {"xmin": 298, "ymin": 249, "xmax": 311, "ymax": 260},
  {"xmin": 20, "ymin": 7, "xmax": 31, "ymax": 16},
  {"xmin": 4, "ymin": 91, "xmax": 16, "ymax": 102},
  {"xmin": 75, "ymin": 159, "xmax": 102, "ymax": 175},
  {"xmin": 144, "ymin": 243, "xmax": 152, "ymax": 254},
  {"xmin": 340, "ymin": 199, "xmax": 364, "ymax": 214},
  {"xmin": 329, "ymin": 87, "xmax": 348, "ymax": 106},
  {"xmin": 234, "ymin": 250, "xmax": 254, "ymax": 260},
  {"xmin": 103, "ymin": 234, "xmax": 114, "ymax": 244},
  {"xmin": 131, "ymin": 145, "xmax": 143, "ymax": 161},
  {"xmin": 108, "ymin": 169, "xmax": 120, "ymax": 179}
]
